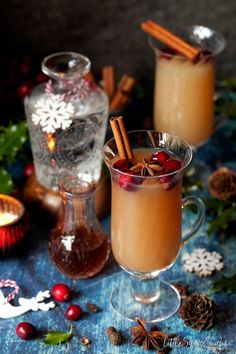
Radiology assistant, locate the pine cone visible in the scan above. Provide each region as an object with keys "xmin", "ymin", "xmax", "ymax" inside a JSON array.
[
  {"xmin": 180, "ymin": 294, "xmax": 216, "ymax": 330},
  {"xmin": 208, "ymin": 167, "xmax": 236, "ymax": 201}
]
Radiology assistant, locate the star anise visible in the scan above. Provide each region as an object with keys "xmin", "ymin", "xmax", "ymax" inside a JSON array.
[
  {"xmin": 130, "ymin": 158, "xmax": 162, "ymax": 176},
  {"xmin": 130, "ymin": 318, "xmax": 168, "ymax": 350}
]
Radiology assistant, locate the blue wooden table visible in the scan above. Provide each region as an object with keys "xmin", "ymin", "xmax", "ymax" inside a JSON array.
[{"xmin": 1, "ymin": 120, "xmax": 236, "ymax": 354}]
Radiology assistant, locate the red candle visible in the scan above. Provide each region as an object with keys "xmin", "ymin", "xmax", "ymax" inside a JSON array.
[{"xmin": 0, "ymin": 195, "xmax": 30, "ymax": 257}]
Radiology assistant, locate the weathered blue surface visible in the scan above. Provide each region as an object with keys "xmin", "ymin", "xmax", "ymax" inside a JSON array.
[{"xmin": 0, "ymin": 120, "xmax": 236, "ymax": 354}]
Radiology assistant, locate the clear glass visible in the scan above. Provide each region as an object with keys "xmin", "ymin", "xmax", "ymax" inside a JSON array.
[
  {"xmin": 48, "ymin": 174, "xmax": 110, "ymax": 279},
  {"xmin": 103, "ymin": 131, "xmax": 205, "ymax": 322},
  {"xmin": 24, "ymin": 52, "xmax": 108, "ymax": 190},
  {"xmin": 150, "ymin": 25, "xmax": 226, "ymax": 147}
]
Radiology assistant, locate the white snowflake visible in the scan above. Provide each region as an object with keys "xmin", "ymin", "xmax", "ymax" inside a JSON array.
[
  {"xmin": 32, "ymin": 95, "xmax": 75, "ymax": 134},
  {"xmin": 182, "ymin": 248, "xmax": 224, "ymax": 277}
]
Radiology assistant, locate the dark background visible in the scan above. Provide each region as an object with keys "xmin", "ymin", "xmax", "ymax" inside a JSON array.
[{"xmin": 1, "ymin": 0, "xmax": 235, "ymax": 80}]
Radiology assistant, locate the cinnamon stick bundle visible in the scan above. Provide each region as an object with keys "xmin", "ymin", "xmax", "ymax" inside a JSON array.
[
  {"xmin": 110, "ymin": 116, "xmax": 133, "ymax": 159},
  {"xmin": 141, "ymin": 19, "xmax": 200, "ymax": 60}
]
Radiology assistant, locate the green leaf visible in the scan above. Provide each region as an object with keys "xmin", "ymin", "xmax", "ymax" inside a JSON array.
[
  {"xmin": 0, "ymin": 167, "xmax": 14, "ymax": 194},
  {"xmin": 212, "ymin": 273, "xmax": 236, "ymax": 293},
  {"xmin": 0, "ymin": 121, "xmax": 28, "ymax": 165},
  {"xmin": 207, "ymin": 206, "xmax": 236, "ymax": 235},
  {"xmin": 204, "ymin": 199, "xmax": 236, "ymax": 237},
  {"xmin": 43, "ymin": 323, "xmax": 73, "ymax": 345}
]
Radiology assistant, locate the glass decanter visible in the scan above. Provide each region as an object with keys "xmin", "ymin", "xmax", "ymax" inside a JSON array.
[
  {"xmin": 24, "ymin": 52, "xmax": 108, "ymax": 190},
  {"xmin": 48, "ymin": 174, "xmax": 110, "ymax": 279}
]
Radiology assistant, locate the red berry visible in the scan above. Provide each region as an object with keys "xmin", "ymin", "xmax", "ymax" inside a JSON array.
[
  {"xmin": 151, "ymin": 150, "xmax": 170, "ymax": 164},
  {"xmin": 16, "ymin": 322, "xmax": 36, "ymax": 340},
  {"xmin": 163, "ymin": 159, "xmax": 182, "ymax": 172},
  {"xmin": 23, "ymin": 163, "xmax": 34, "ymax": 177},
  {"xmin": 159, "ymin": 175, "xmax": 175, "ymax": 190},
  {"xmin": 118, "ymin": 172, "xmax": 141, "ymax": 191},
  {"xmin": 159, "ymin": 175, "xmax": 172, "ymax": 184},
  {"xmin": 17, "ymin": 81, "xmax": 33, "ymax": 98},
  {"xmin": 113, "ymin": 159, "xmax": 132, "ymax": 172},
  {"xmin": 35, "ymin": 73, "xmax": 48, "ymax": 83},
  {"xmin": 52, "ymin": 283, "xmax": 71, "ymax": 302},
  {"xmin": 65, "ymin": 304, "xmax": 83, "ymax": 321},
  {"xmin": 20, "ymin": 63, "xmax": 31, "ymax": 75}
]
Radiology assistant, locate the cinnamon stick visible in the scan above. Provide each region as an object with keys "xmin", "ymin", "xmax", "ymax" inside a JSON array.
[
  {"xmin": 109, "ymin": 75, "xmax": 136, "ymax": 111},
  {"xmin": 109, "ymin": 91, "xmax": 127, "ymax": 111},
  {"xmin": 141, "ymin": 19, "xmax": 200, "ymax": 60},
  {"xmin": 116, "ymin": 116, "xmax": 133, "ymax": 159},
  {"xmin": 110, "ymin": 117, "xmax": 128, "ymax": 159},
  {"xmin": 119, "ymin": 75, "xmax": 136, "ymax": 94},
  {"xmin": 102, "ymin": 66, "xmax": 115, "ymax": 99},
  {"xmin": 110, "ymin": 116, "xmax": 133, "ymax": 159}
]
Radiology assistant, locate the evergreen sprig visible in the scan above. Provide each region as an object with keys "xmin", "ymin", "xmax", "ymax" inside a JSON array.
[
  {"xmin": 205, "ymin": 199, "xmax": 236, "ymax": 237},
  {"xmin": 212, "ymin": 273, "xmax": 236, "ymax": 293}
]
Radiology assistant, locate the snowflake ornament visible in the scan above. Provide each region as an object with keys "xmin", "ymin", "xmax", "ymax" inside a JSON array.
[
  {"xmin": 32, "ymin": 95, "xmax": 74, "ymax": 134},
  {"xmin": 182, "ymin": 248, "xmax": 224, "ymax": 277}
]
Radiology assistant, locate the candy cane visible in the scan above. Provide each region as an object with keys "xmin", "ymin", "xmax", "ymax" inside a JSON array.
[{"xmin": 0, "ymin": 279, "xmax": 20, "ymax": 304}]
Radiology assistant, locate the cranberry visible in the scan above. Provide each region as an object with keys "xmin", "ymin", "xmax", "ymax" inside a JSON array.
[
  {"xmin": 159, "ymin": 175, "xmax": 176, "ymax": 190},
  {"xmin": 113, "ymin": 159, "xmax": 132, "ymax": 172},
  {"xmin": 23, "ymin": 163, "xmax": 34, "ymax": 177},
  {"xmin": 118, "ymin": 172, "xmax": 141, "ymax": 191},
  {"xmin": 52, "ymin": 283, "xmax": 71, "ymax": 302},
  {"xmin": 16, "ymin": 322, "xmax": 36, "ymax": 340},
  {"xmin": 65, "ymin": 304, "xmax": 83, "ymax": 321},
  {"xmin": 151, "ymin": 150, "xmax": 170, "ymax": 164},
  {"xmin": 159, "ymin": 175, "xmax": 172, "ymax": 184},
  {"xmin": 163, "ymin": 159, "xmax": 182, "ymax": 172}
]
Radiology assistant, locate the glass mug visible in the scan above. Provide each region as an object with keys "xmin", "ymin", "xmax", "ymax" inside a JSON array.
[
  {"xmin": 150, "ymin": 25, "xmax": 226, "ymax": 146},
  {"xmin": 103, "ymin": 130, "xmax": 205, "ymax": 322}
]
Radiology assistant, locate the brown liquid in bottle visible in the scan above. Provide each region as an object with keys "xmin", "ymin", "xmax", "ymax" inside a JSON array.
[
  {"xmin": 49, "ymin": 226, "xmax": 109, "ymax": 279},
  {"xmin": 48, "ymin": 175, "xmax": 110, "ymax": 279}
]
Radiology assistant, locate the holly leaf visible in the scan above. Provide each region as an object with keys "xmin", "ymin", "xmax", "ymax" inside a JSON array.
[
  {"xmin": 43, "ymin": 323, "xmax": 73, "ymax": 345},
  {"xmin": 211, "ymin": 273, "xmax": 236, "ymax": 293},
  {"xmin": 0, "ymin": 167, "xmax": 14, "ymax": 194}
]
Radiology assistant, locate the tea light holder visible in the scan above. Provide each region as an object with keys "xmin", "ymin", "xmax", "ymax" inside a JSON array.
[{"xmin": 0, "ymin": 194, "xmax": 30, "ymax": 257}]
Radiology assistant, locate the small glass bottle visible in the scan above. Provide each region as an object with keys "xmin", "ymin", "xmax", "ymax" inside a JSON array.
[
  {"xmin": 24, "ymin": 52, "xmax": 108, "ymax": 190},
  {"xmin": 48, "ymin": 175, "xmax": 110, "ymax": 279}
]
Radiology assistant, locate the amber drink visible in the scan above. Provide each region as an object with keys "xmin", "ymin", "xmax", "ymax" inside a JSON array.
[
  {"xmin": 111, "ymin": 149, "xmax": 182, "ymax": 273},
  {"xmin": 154, "ymin": 50, "xmax": 215, "ymax": 146}
]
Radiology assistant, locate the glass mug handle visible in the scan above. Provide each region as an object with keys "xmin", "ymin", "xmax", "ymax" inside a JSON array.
[{"xmin": 182, "ymin": 196, "xmax": 205, "ymax": 243}]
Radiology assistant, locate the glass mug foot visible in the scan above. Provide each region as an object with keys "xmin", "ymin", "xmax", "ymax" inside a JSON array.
[{"xmin": 110, "ymin": 277, "xmax": 180, "ymax": 322}]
